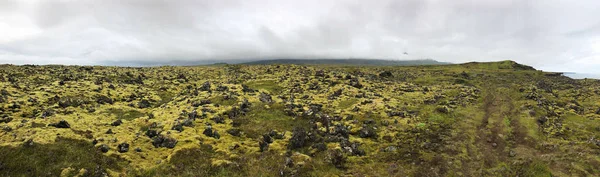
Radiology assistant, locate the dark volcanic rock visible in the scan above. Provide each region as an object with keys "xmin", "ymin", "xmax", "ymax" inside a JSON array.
[
  {"xmin": 537, "ymin": 116, "xmax": 548, "ymax": 125},
  {"xmin": 328, "ymin": 89, "xmax": 343, "ymax": 100},
  {"xmin": 262, "ymin": 134, "xmax": 273, "ymax": 144},
  {"xmin": 259, "ymin": 140, "xmax": 269, "ymax": 152},
  {"xmin": 211, "ymin": 116, "xmax": 225, "ymax": 124},
  {"xmin": 312, "ymin": 142, "xmax": 327, "ymax": 152},
  {"xmin": 329, "ymin": 149, "xmax": 346, "ymax": 169},
  {"xmin": 358, "ymin": 127, "xmax": 377, "ymax": 139},
  {"xmin": 203, "ymin": 126, "xmax": 214, "ymax": 137},
  {"xmin": 152, "ymin": 135, "xmax": 178, "ymax": 148},
  {"xmin": 436, "ymin": 106, "xmax": 450, "ymax": 114},
  {"xmin": 96, "ymin": 95, "xmax": 114, "ymax": 104},
  {"xmin": 200, "ymin": 81, "xmax": 211, "ymax": 91},
  {"xmin": 98, "ymin": 144, "xmax": 110, "ymax": 153},
  {"xmin": 49, "ymin": 120, "xmax": 70, "ymax": 128},
  {"xmin": 349, "ymin": 78, "xmax": 362, "ymax": 89},
  {"xmin": 242, "ymin": 85, "xmax": 255, "ymax": 93},
  {"xmin": 171, "ymin": 123, "xmax": 184, "ymax": 132},
  {"xmin": 315, "ymin": 70, "xmax": 325, "ymax": 77},
  {"xmin": 333, "ymin": 124, "xmax": 350, "ymax": 138},
  {"xmin": 216, "ymin": 85, "xmax": 229, "ymax": 91},
  {"xmin": 340, "ymin": 140, "xmax": 365, "ymax": 156},
  {"xmin": 192, "ymin": 100, "xmax": 211, "ymax": 107},
  {"xmin": 227, "ymin": 128, "xmax": 242, "ymax": 137},
  {"xmin": 111, "ymin": 119, "xmax": 123, "ymax": 126},
  {"xmin": 259, "ymin": 93, "xmax": 273, "ymax": 103},
  {"xmin": 117, "ymin": 143, "xmax": 129, "ymax": 153},
  {"xmin": 138, "ymin": 99, "xmax": 151, "ymax": 108},
  {"xmin": 0, "ymin": 117, "xmax": 12, "ymax": 124},
  {"xmin": 288, "ymin": 127, "xmax": 308, "ymax": 149},
  {"xmin": 379, "ymin": 71, "xmax": 393, "ymax": 78},
  {"xmin": 213, "ymin": 130, "xmax": 221, "ymax": 139},
  {"xmin": 145, "ymin": 129, "xmax": 158, "ymax": 138}
]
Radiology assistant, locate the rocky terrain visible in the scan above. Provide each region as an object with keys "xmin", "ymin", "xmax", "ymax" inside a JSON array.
[{"xmin": 0, "ymin": 60, "xmax": 598, "ymax": 176}]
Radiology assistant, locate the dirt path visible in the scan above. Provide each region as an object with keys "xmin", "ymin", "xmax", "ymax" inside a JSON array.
[
  {"xmin": 473, "ymin": 84, "xmax": 535, "ymax": 171},
  {"xmin": 476, "ymin": 87, "xmax": 509, "ymax": 168}
]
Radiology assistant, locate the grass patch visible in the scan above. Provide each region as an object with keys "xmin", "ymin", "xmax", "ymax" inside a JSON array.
[
  {"xmin": 245, "ymin": 80, "xmax": 283, "ymax": 94},
  {"xmin": 338, "ymin": 98, "xmax": 359, "ymax": 109},
  {"xmin": 138, "ymin": 144, "xmax": 241, "ymax": 177},
  {"xmin": 517, "ymin": 160, "xmax": 553, "ymax": 177},
  {"xmin": 238, "ymin": 103, "xmax": 310, "ymax": 138},
  {"xmin": 209, "ymin": 96, "xmax": 238, "ymax": 106},
  {"xmin": 563, "ymin": 113, "xmax": 600, "ymax": 140},
  {"xmin": 104, "ymin": 108, "xmax": 145, "ymax": 120},
  {"xmin": 0, "ymin": 138, "xmax": 126, "ymax": 176},
  {"xmin": 156, "ymin": 91, "xmax": 176, "ymax": 106}
]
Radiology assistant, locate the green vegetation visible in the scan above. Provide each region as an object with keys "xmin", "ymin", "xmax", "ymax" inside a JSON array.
[
  {"xmin": 103, "ymin": 108, "xmax": 146, "ymax": 120},
  {"xmin": 0, "ymin": 138, "xmax": 125, "ymax": 177},
  {"xmin": 0, "ymin": 61, "xmax": 598, "ymax": 176},
  {"xmin": 245, "ymin": 80, "xmax": 283, "ymax": 94}
]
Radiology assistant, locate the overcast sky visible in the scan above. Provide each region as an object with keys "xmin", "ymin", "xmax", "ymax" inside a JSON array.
[{"xmin": 0, "ymin": 0, "xmax": 599, "ymax": 72}]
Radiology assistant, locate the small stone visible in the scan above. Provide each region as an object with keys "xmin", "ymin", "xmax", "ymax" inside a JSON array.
[
  {"xmin": 117, "ymin": 143, "xmax": 129, "ymax": 153},
  {"xmin": 509, "ymin": 150, "xmax": 516, "ymax": 157},
  {"xmin": 98, "ymin": 144, "xmax": 109, "ymax": 153},
  {"xmin": 111, "ymin": 119, "xmax": 122, "ymax": 126}
]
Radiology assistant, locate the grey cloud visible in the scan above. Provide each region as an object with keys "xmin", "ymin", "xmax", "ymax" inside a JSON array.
[{"xmin": 0, "ymin": 0, "xmax": 599, "ymax": 73}]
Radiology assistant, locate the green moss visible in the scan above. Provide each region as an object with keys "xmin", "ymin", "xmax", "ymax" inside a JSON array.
[
  {"xmin": 104, "ymin": 108, "xmax": 145, "ymax": 120},
  {"xmin": 0, "ymin": 138, "xmax": 125, "ymax": 177}
]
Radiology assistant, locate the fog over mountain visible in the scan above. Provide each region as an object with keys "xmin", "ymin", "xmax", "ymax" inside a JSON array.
[{"xmin": 0, "ymin": 0, "xmax": 599, "ymax": 73}]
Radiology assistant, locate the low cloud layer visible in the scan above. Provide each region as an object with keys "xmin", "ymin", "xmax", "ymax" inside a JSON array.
[{"xmin": 0, "ymin": 0, "xmax": 599, "ymax": 72}]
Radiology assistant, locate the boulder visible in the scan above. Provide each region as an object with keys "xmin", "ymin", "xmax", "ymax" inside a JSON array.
[
  {"xmin": 288, "ymin": 127, "xmax": 308, "ymax": 149},
  {"xmin": 152, "ymin": 135, "xmax": 178, "ymax": 148},
  {"xmin": 379, "ymin": 71, "xmax": 393, "ymax": 78},
  {"xmin": 358, "ymin": 127, "xmax": 377, "ymax": 139}
]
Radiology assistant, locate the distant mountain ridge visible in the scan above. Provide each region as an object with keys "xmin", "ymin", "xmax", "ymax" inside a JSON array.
[{"xmin": 241, "ymin": 59, "xmax": 451, "ymax": 66}]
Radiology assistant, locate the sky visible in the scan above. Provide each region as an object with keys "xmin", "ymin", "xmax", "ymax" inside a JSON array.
[{"xmin": 0, "ymin": 0, "xmax": 599, "ymax": 73}]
